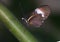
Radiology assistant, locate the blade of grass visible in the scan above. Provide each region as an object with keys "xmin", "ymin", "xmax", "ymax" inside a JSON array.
[{"xmin": 0, "ymin": 3, "xmax": 39, "ymax": 42}]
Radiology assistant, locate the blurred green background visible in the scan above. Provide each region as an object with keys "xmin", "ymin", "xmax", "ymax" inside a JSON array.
[{"xmin": 0, "ymin": 0, "xmax": 60, "ymax": 42}]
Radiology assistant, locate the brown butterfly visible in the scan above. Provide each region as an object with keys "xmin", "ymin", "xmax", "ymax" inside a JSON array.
[{"xmin": 22, "ymin": 5, "xmax": 51, "ymax": 27}]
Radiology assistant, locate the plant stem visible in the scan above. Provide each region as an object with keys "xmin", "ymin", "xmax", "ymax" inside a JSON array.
[{"xmin": 0, "ymin": 3, "xmax": 38, "ymax": 42}]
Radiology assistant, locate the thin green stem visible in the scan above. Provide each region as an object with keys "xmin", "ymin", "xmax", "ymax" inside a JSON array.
[{"xmin": 0, "ymin": 3, "xmax": 38, "ymax": 42}]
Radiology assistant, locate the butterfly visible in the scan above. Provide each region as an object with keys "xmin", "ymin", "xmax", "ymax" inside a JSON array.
[{"xmin": 22, "ymin": 5, "xmax": 51, "ymax": 27}]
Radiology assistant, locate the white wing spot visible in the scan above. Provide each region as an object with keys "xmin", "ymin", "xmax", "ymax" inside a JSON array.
[{"xmin": 35, "ymin": 8, "xmax": 45, "ymax": 17}]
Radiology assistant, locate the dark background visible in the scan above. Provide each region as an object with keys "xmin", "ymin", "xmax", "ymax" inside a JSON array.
[{"xmin": 0, "ymin": 0, "xmax": 60, "ymax": 42}]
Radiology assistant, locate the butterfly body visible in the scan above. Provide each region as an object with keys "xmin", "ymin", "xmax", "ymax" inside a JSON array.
[{"xmin": 22, "ymin": 5, "xmax": 51, "ymax": 27}]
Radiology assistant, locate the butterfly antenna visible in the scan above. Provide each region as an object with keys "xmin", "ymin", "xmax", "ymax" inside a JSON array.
[{"xmin": 22, "ymin": 18, "xmax": 28, "ymax": 23}]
